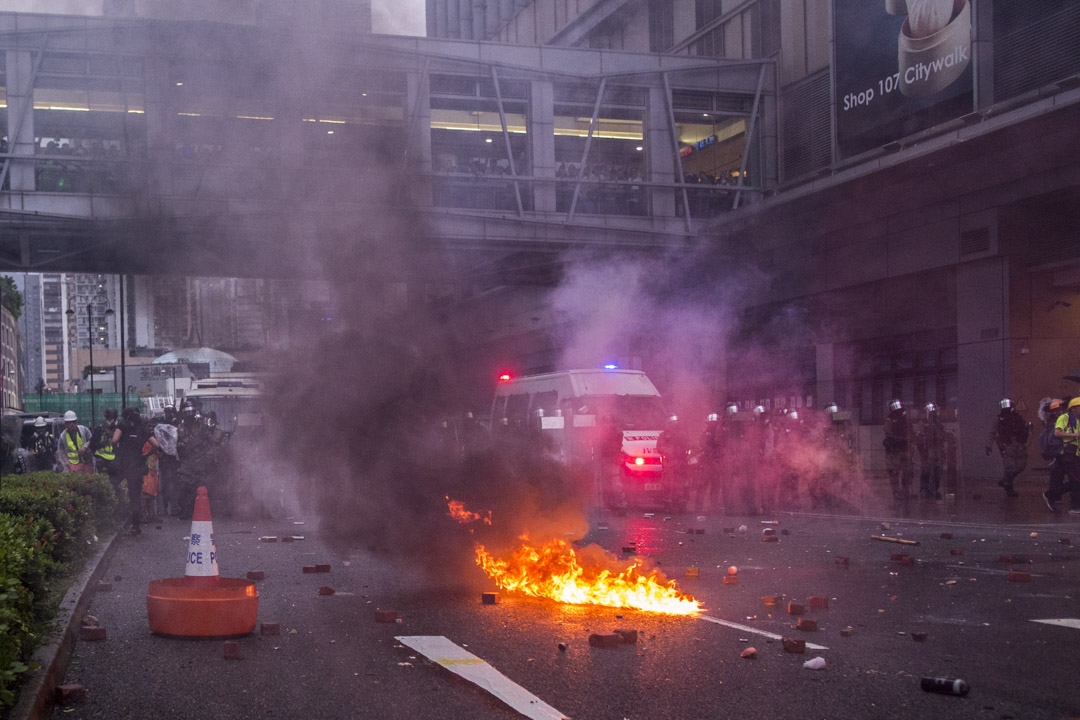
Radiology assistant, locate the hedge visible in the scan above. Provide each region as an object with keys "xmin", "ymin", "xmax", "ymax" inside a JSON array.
[{"xmin": 0, "ymin": 472, "xmax": 119, "ymax": 707}]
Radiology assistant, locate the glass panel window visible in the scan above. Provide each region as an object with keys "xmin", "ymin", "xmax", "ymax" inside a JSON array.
[{"xmin": 675, "ymin": 112, "xmax": 747, "ymax": 217}]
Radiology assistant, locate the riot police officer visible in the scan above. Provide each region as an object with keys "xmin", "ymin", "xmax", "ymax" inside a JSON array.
[
  {"xmin": 987, "ymin": 398, "xmax": 1030, "ymax": 498},
  {"xmin": 915, "ymin": 403, "xmax": 949, "ymax": 500},
  {"xmin": 657, "ymin": 414, "xmax": 691, "ymax": 512},
  {"xmin": 884, "ymin": 400, "xmax": 914, "ymax": 501}
]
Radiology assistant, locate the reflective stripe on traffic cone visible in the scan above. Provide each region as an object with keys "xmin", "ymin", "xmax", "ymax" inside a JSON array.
[{"xmin": 183, "ymin": 486, "xmax": 219, "ymax": 587}]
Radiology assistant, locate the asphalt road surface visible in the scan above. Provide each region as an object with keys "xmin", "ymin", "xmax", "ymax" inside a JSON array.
[{"xmin": 52, "ymin": 503, "xmax": 1080, "ymax": 720}]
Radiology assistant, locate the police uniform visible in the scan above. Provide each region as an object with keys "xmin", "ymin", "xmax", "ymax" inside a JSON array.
[{"xmin": 884, "ymin": 406, "xmax": 914, "ymax": 500}]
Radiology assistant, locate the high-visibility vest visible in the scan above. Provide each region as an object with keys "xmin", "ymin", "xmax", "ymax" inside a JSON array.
[
  {"xmin": 64, "ymin": 430, "xmax": 85, "ymax": 465},
  {"xmin": 95, "ymin": 425, "xmax": 116, "ymax": 461}
]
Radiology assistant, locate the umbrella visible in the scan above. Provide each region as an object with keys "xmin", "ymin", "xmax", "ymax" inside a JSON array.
[{"xmin": 1064, "ymin": 369, "xmax": 1080, "ymax": 383}]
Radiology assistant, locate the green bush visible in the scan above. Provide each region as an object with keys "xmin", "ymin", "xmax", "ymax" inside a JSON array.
[{"xmin": 0, "ymin": 471, "xmax": 117, "ymax": 707}]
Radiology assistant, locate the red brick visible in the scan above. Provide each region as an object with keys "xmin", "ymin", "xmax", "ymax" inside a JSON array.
[
  {"xmin": 911, "ymin": 631, "xmax": 928, "ymax": 642},
  {"xmin": 260, "ymin": 536, "xmax": 277, "ymax": 543},
  {"xmin": 950, "ymin": 549, "xmax": 964, "ymax": 556},
  {"xmin": 314, "ymin": 564, "xmax": 331, "ymax": 573},
  {"xmin": 80, "ymin": 625, "xmax": 107, "ymax": 641},
  {"xmin": 55, "ymin": 684, "xmax": 86, "ymax": 705},
  {"xmin": 781, "ymin": 637, "xmax": 805, "ymax": 653},
  {"xmin": 998, "ymin": 555, "xmax": 1015, "ymax": 564},
  {"xmin": 685, "ymin": 567, "xmax": 700, "ymax": 578},
  {"xmin": 693, "ymin": 529, "xmax": 705, "ymax": 535},
  {"xmin": 302, "ymin": 565, "xmax": 319, "ymax": 574},
  {"xmin": 939, "ymin": 532, "xmax": 953, "ymax": 540},
  {"xmin": 621, "ymin": 546, "xmax": 636, "ymax": 554},
  {"xmin": 808, "ymin": 596, "xmax": 828, "ymax": 609},
  {"xmin": 900, "ymin": 556, "xmax": 915, "ymax": 567},
  {"xmin": 375, "ymin": 609, "xmax": 397, "ymax": 623},
  {"xmin": 319, "ymin": 586, "xmax": 336, "ymax": 596},
  {"xmin": 614, "ymin": 629, "xmax": 638, "ymax": 644},
  {"xmin": 835, "ymin": 556, "xmax": 850, "ymax": 566},
  {"xmin": 1007, "ymin": 572, "xmax": 1030, "ymax": 583},
  {"xmin": 281, "ymin": 536, "xmax": 294, "ymax": 543},
  {"xmin": 723, "ymin": 575, "xmax": 739, "ymax": 585},
  {"xmin": 588, "ymin": 633, "xmax": 621, "ymax": 649},
  {"xmin": 481, "ymin": 592, "xmax": 500, "ymax": 605},
  {"xmin": 762, "ymin": 535, "xmax": 779, "ymax": 543},
  {"xmin": 762, "ymin": 595, "xmax": 779, "ymax": 607},
  {"xmin": 246, "ymin": 571, "xmax": 265, "ymax": 581},
  {"xmin": 890, "ymin": 553, "xmax": 907, "ymax": 561},
  {"xmin": 95, "ymin": 582, "xmax": 112, "ymax": 592},
  {"xmin": 223, "ymin": 641, "xmax": 240, "ymax": 659},
  {"xmin": 796, "ymin": 619, "xmax": 818, "ymax": 632},
  {"xmin": 260, "ymin": 622, "xmax": 281, "ymax": 636},
  {"xmin": 840, "ymin": 626, "xmax": 855, "ymax": 637},
  {"xmin": 787, "ymin": 602, "xmax": 806, "ymax": 616}
]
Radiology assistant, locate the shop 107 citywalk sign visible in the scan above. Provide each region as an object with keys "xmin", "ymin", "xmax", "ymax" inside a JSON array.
[{"xmin": 834, "ymin": 0, "xmax": 973, "ymax": 159}]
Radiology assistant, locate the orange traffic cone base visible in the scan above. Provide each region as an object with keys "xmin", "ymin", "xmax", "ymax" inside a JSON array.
[{"xmin": 147, "ymin": 578, "xmax": 258, "ymax": 637}]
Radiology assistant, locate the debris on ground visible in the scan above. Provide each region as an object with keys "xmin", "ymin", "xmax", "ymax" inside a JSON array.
[
  {"xmin": 481, "ymin": 592, "xmax": 500, "ymax": 605},
  {"xmin": 803, "ymin": 657, "xmax": 826, "ymax": 670},
  {"xmin": 782, "ymin": 637, "xmax": 806, "ymax": 653},
  {"xmin": 740, "ymin": 647, "xmax": 757, "ymax": 659},
  {"xmin": 318, "ymin": 586, "xmax": 336, "ymax": 596},
  {"xmin": 223, "ymin": 641, "xmax": 240, "ymax": 659},
  {"xmin": 375, "ymin": 609, "xmax": 398, "ymax": 623},
  {"xmin": 55, "ymin": 685, "xmax": 87, "ymax": 705},
  {"xmin": 588, "ymin": 633, "xmax": 621, "ymax": 649}
]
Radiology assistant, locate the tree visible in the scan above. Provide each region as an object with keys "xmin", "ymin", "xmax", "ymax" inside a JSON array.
[{"xmin": 0, "ymin": 276, "xmax": 22, "ymax": 320}]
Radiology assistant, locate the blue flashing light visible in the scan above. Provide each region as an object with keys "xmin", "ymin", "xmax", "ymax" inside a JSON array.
[{"xmin": 603, "ymin": 364, "xmax": 618, "ymax": 370}]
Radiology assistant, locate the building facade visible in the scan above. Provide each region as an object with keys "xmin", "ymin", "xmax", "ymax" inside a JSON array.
[{"xmin": 1, "ymin": 305, "xmax": 23, "ymax": 409}]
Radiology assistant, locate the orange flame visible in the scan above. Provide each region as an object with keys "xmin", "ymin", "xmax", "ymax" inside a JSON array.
[
  {"xmin": 446, "ymin": 497, "xmax": 492, "ymax": 526},
  {"xmin": 475, "ymin": 537, "xmax": 701, "ymax": 616}
]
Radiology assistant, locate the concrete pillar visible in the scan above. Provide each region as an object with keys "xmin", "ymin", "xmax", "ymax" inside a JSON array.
[
  {"xmin": 759, "ymin": 82, "xmax": 779, "ymax": 188},
  {"xmin": 141, "ymin": 53, "xmax": 173, "ymax": 196},
  {"xmin": 529, "ymin": 80, "xmax": 556, "ymax": 213},
  {"xmin": 6, "ymin": 49, "xmax": 36, "ymax": 191},
  {"xmin": 972, "ymin": 0, "xmax": 994, "ymax": 110},
  {"xmin": 956, "ymin": 256, "xmax": 1010, "ymax": 484},
  {"xmin": 645, "ymin": 87, "xmax": 677, "ymax": 218},
  {"xmin": 815, "ymin": 343, "xmax": 835, "ymax": 408},
  {"xmin": 405, "ymin": 70, "xmax": 432, "ymax": 206}
]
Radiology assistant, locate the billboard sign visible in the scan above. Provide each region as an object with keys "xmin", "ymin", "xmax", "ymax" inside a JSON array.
[{"xmin": 834, "ymin": 0, "xmax": 974, "ymax": 159}]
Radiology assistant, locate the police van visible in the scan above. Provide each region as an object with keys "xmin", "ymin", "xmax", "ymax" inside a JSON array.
[{"xmin": 491, "ymin": 368, "xmax": 667, "ymax": 505}]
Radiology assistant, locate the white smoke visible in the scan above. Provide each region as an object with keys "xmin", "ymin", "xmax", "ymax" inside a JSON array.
[
  {"xmin": 906, "ymin": 0, "xmax": 954, "ymax": 37},
  {"xmin": 371, "ymin": 0, "xmax": 426, "ymax": 35}
]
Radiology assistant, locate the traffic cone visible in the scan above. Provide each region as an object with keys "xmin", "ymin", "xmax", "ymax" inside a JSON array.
[
  {"xmin": 147, "ymin": 486, "xmax": 258, "ymax": 637},
  {"xmin": 183, "ymin": 487, "xmax": 219, "ymax": 588}
]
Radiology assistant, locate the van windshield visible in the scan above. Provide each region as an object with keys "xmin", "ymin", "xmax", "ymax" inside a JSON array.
[{"xmin": 577, "ymin": 395, "xmax": 666, "ymax": 430}]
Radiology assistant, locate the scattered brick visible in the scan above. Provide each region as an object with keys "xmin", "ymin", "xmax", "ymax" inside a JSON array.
[
  {"xmin": 95, "ymin": 582, "xmax": 112, "ymax": 592},
  {"xmin": 782, "ymin": 637, "xmax": 806, "ymax": 653},
  {"xmin": 722, "ymin": 527, "xmax": 735, "ymax": 534},
  {"xmin": 223, "ymin": 641, "xmax": 240, "ymax": 659},
  {"xmin": 1060, "ymin": 538, "xmax": 1071, "ymax": 545},
  {"xmin": 998, "ymin": 555, "xmax": 1015, "ymax": 565},
  {"xmin": 55, "ymin": 684, "xmax": 86, "ymax": 705},
  {"xmin": 588, "ymin": 633, "xmax": 621, "ymax": 649},
  {"xmin": 685, "ymin": 567, "xmax": 700, "ymax": 578},
  {"xmin": 558, "ymin": 642, "xmax": 568, "ymax": 651},
  {"xmin": 762, "ymin": 527, "xmax": 776, "ymax": 536},
  {"xmin": 315, "ymin": 564, "xmax": 331, "ymax": 573},
  {"xmin": 80, "ymin": 625, "xmax": 107, "ymax": 641},
  {"xmin": 723, "ymin": 575, "xmax": 739, "ymax": 585},
  {"xmin": 890, "ymin": 553, "xmax": 907, "ymax": 561},
  {"xmin": 762, "ymin": 595, "xmax": 779, "ymax": 607},
  {"xmin": 796, "ymin": 619, "xmax": 818, "ymax": 632},
  {"xmin": 900, "ymin": 556, "xmax": 915, "ymax": 567},
  {"xmin": 1007, "ymin": 572, "xmax": 1030, "ymax": 583},
  {"xmin": 291, "ymin": 536, "xmax": 305, "ymax": 541},
  {"xmin": 246, "ymin": 571, "xmax": 265, "ymax": 581},
  {"xmin": 81, "ymin": 614, "xmax": 100, "ymax": 627},
  {"xmin": 808, "ymin": 596, "xmax": 828, "ymax": 609},
  {"xmin": 940, "ymin": 532, "xmax": 953, "ymax": 540},
  {"xmin": 840, "ymin": 626, "xmax": 855, "ymax": 637},
  {"xmin": 911, "ymin": 631, "xmax": 928, "ymax": 642},
  {"xmin": 481, "ymin": 592, "xmax": 500, "ymax": 605},
  {"xmin": 781, "ymin": 529, "xmax": 791, "ymax": 536},
  {"xmin": 260, "ymin": 536, "xmax": 277, "ymax": 543},
  {"xmin": 281, "ymin": 536, "xmax": 294, "ymax": 543},
  {"xmin": 835, "ymin": 556, "xmax": 850, "ymax": 566},
  {"xmin": 740, "ymin": 647, "xmax": 757, "ymax": 659},
  {"xmin": 302, "ymin": 566, "xmax": 319, "ymax": 574},
  {"xmin": 621, "ymin": 546, "xmax": 636, "ymax": 554},
  {"xmin": 787, "ymin": 602, "xmax": 806, "ymax": 616},
  {"xmin": 614, "ymin": 629, "xmax": 638, "ymax": 644},
  {"xmin": 762, "ymin": 535, "xmax": 779, "ymax": 543},
  {"xmin": 375, "ymin": 609, "xmax": 398, "ymax": 623},
  {"xmin": 260, "ymin": 623, "xmax": 281, "ymax": 636},
  {"xmin": 694, "ymin": 528, "xmax": 705, "ymax": 535},
  {"xmin": 950, "ymin": 549, "xmax": 964, "ymax": 556},
  {"xmin": 318, "ymin": 585, "xmax": 336, "ymax": 595}
]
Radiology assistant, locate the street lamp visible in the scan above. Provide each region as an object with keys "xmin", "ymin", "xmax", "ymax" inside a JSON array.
[{"xmin": 67, "ymin": 300, "xmax": 114, "ymax": 427}]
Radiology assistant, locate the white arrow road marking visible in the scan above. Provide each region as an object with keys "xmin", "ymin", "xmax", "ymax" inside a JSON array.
[
  {"xmin": 698, "ymin": 615, "xmax": 829, "ymax": 650},
  {"xmin": 1030, "ymin": 619, "xmax": 1080, "ymax": 630},
  {"xmin": 396, "ymin": 636, "xmax": 569, "ymax": 720}
]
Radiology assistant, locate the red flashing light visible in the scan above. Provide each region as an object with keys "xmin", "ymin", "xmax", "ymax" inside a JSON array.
[
  {"xmin": 499, "ymin": 373, "xmax": 512, "ymax": 382},
  {"xmin": 634, "ymin": 457, "xmax": 645, "ymax": 466}
]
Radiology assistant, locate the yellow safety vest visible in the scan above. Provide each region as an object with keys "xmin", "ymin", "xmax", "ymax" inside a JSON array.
[
  {"xmin": 64, "ymin": 430, "xmax": 85, "ymax": 465},
  {"xmin": 95, "ymin": 425, "xmax": 116, "ymax": 461}
]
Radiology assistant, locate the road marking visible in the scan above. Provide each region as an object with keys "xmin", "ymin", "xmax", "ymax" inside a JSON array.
[
  {"xmin": 1030, "ymin": 619, "xmax": 1080, "ymax": 630},
  {"xmin": 698, "ymin": 615, "xmax": 829, "ymax": 650},
  {"xmin": 945, "ymin": 565, "xmax": 1045, "ymax": 577},
  {"xmin": 396, "ymin": 636, "xmax": 569, "ymax": 720}
]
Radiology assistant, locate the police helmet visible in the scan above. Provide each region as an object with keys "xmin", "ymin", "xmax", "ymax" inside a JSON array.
[
  {"xmin": 706, "ymin": 413, "xmax": 719, "ymax": 422},
  {"xmin": 753, "ymin": 405, "xmax": 766, "ymax": 416},
  {"xmin": 890, "ymin": 399, "xmax": 903, "ymax": 412},
  {"xmin": 33, "ymin": 416, "xmax": 47, "ymax": 428},
  {"xmin": 824, "ymin": 402, "xmax": 839, "ymax": 414},
  {"xmin": 788, "ymin": 410, "xmax": 799, "ymax": 421},
  {"xmin": 999, "ymin": 398, "xmax": 1012, "ymax": 410},
  {"xmin": 122, "ymin": 406, "xmax": 141, "ymax": 421},
  {"xmin": 104, "ymin": 407, "xmax": 118, "ymax": 420},
  {"xmin": 925, "ymin": 402, "xmax": 938, "ymax": 414},
  {"xmin": 725, "ymin": 402, "xmax": 739, "ymax": 415},
  {"xmin": 181, "ymin": 401, "xmax": 196, "ymax": 416}
]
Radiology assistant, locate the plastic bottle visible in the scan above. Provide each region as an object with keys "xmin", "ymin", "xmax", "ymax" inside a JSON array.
[{"xmin": 920, "ymin": 677, "xmax": 970, "ymax": 696}]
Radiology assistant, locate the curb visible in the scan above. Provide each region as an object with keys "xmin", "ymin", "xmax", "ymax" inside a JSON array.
[{"xmin": 9, "ymin": 532, "xmax": 120, "ymax": 720}]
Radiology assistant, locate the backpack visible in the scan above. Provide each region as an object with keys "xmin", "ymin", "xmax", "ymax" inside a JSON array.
[{"xmin": 1038, "ymin": 423, "xmax": 1064, "ymax": 461}]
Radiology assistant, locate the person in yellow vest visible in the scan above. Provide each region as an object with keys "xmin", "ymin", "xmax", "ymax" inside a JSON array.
[
  {"xmin": 92, "ymin": 408, "xmax": 122, "ymax": 491},
  {"xmin": 1052, "ymin": 397, "xmax": 1080, "ymax": 515},
  {"xmin": 58, "ymin": 410, "xmax": 92, "ymax": 473}
]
